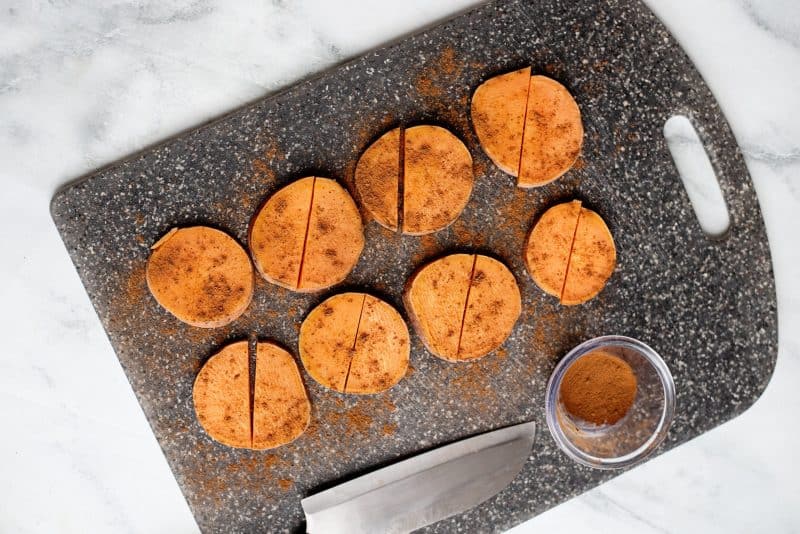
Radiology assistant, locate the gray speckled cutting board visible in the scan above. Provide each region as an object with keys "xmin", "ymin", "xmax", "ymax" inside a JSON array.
[{"xmin": 51, "ymin": 0, "xmax": 778, "ymax": 532}]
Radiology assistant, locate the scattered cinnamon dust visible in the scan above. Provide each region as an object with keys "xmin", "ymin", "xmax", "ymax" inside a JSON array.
[
  {"xmin": 411, "ymin": 234, "xmax": 440, "ymax": 264},
  {"xmin": 108, "ymin": 264, "xmax": 147, "ymax": 329},
  {"xmin": 278, "ymin": 478, "xmax": 294, "ymax": 490},
  {"xmin": 473, "ymin": 159, "xmax": 488, "ymax": 179},
  {"xmin": 263, "ymin": 137, "xmax": 284, "ymax": 165},
  {"xmin": 382, "ymin": 423, "xmax": 398, "ymax": 436},
  {"xmin": 252, "ymin": 158, "xmax": 274, "ymax": 181},
  {"xmin": 346, "ymin": 406, "xmax": 373, "ymax": 434},
  {"xmin": 416, "ymin": 47, "xmax": 464, "ymax": 99},
  {"xmin": 451, "ymin": 218, "xmax": 487, "ymax": 247}
]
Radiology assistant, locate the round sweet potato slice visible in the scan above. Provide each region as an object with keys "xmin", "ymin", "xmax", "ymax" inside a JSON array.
[
  {"xmin": 252, "ymin": 342, "xmax": 311, "ymax": 449},
  {"xmin": 299, "ymin": 178, "xmax": 365, "ymax": 291},
  {"xmin": 146, "ymin": 226, "xmax": 254, "ymax": 328},
  {"xmin": 561, "ymin": 207, "xmax": 616, "ymax": 305},
  {"xmin": 249, "ymin": 177, "xmax": 364, "ymax": 292},
  {"xmin": 193, "ymin": 341, "xmax": 251, "ymax": 448},
  {"xmin": 404, "ymin": 253, "xmax": 520, "ymax": 361},
  {"xmin": 470, "ymin": 70, "xmax": 583, "ymax": 188},
  {"xmin": 194, "ymin": 340, "xmax": 311, "ymax": 450},
  {"xmin": 518, "ymin": 76, "xmax": 583, "ymax": 187},
  {"xmin": 524, "ymin": 200, "xmax": 582, "ymax": 299},
  {"xmin": 471, "ymin": 66, "xmax": 531, "ymax": 176},
  {"xmin": 354, "ymin": 127, "xmax": 401, "ymax": 231},
  {"xmin": 525, "ymin": 200, "xmax": 615, "ymax": 305},
  {"xmin": 299, "ymin": 292, "xmax": 409, "ymax": 394},
  {"xmin": 403, "ymin": 125, "xmax": 473, "ymax": 235}
]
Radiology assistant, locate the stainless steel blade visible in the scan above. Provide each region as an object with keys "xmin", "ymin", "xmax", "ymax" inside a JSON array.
[{"xmin": 301, "ymin": 421, "xmax": 535, "ymax": 534}]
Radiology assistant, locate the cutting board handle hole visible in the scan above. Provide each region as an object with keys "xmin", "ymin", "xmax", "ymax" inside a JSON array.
[{"xmin": 664, "ymin": 115, "xmax": 730, "ymax": 238}]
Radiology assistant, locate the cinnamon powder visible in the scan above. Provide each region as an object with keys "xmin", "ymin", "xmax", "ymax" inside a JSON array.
[{"xmin": 560, "ymin": 350, "xmax": 636, "ymax": 425}]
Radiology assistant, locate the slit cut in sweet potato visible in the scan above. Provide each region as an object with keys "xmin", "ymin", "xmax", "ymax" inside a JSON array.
[
  {"xmin": 404, "ymin": 253, "xmax": 521, "ymax": 362},
  {"xmin": 354, "ymin": 125, "xmax": 473, "ymax": 235},
  {"xmin": 561, "ymin": 207, "xmax": 616, "ymax": 305},
  {"xmin": 299, "ymin": 178, "xmax": 365, "ymax": 291},
  {"xmin": 525, "ymin": 200, "xmax": 616, "ymax": 305},
  {"xmin": 146, "ymin": 226, "xmax": 254, "ymax": 328},
  {"xmin": 249, "ymin": 177, "xmax": 314, "ymax": 289},
  {"xmin": 299, "ymin": 292, "xmax": 409, "ymax": 394},
  {"xmin": 249, "ymin": 177, "xmax": 364, "ymax": 292},
  {"xmin": 193, "ymin": 340, "xmax": 310, "ymax": 449},
  {"xmin": 471, "ymin": 69, "xmax": 583, "ymax": 187}
]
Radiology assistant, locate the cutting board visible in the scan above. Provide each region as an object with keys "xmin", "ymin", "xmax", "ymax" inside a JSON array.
[{"xmin": 51, "ymin": 0, "xmax": 778, "ymax": 532}]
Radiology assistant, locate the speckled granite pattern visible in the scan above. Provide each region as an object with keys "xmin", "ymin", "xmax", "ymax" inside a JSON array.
[{"xmin": 50, "ymin": 0, "xmax": 778, "ymax": 532}]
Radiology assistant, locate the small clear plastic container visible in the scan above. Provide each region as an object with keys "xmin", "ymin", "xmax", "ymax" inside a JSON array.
[{"xmin": 545, "ymin": 335, "xmax": 676, "ymax": 469}]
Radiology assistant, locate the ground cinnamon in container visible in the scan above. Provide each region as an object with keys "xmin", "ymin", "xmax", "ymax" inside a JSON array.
[{"xmin": 560, "ymin": 350, "xmax": 637, "ymax": 425}]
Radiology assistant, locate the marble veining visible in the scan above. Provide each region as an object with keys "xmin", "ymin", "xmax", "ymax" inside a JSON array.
[{"xmin": 1, "ymin": 0, "xmax": 798, "ymax": 532}]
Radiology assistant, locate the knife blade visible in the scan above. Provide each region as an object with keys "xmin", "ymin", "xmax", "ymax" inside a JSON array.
[{"xmin": 301, "ymin": 421, "xmax": 535, "ymax": 534}]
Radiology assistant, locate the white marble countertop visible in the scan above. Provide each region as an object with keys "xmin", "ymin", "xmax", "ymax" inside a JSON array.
[{"xmin": 1, "ymin": 0, "xmax": 798, "ymax": 532}]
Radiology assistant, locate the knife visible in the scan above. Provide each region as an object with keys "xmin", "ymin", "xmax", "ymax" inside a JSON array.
[{"xmin": 301, "ymin": 421, "xmax": 536, "ymax": 533}]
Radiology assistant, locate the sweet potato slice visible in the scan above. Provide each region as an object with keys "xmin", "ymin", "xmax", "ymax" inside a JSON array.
[
  {"xmin": 252, "ymin": 342, "xmax": 311, "ymax": 449},
  {"xmin": 354, "ymin": 127, "xmax": 401, "ymax": 231},
  {"xmin": 403, "ymin": 254, "xmax": 474, "ymax": 361},
  {"xmin": 403, "ymin": 125, "xmax": 473, "ymax": 235},
  {"xmin": 471, "ymin": 67, "xmax": 531, "ymax": 176},
  {"xmin": 561, "ymin": 207, "xmax": 616, "ymax": 305},
  {"xmin": 299, "ymin": 178, "xmax": 365, "ymax": 291},
  {"xmin": 146, "ymin": 226, "xmax": 254, "ymax": 328},
  {"xmin": 300, "ymin": 293, "xmax": 409, "ymax": 394},
  {"xmin": 346, "ymin": 295, "xmax": 410, "ymax": 394},
  {"xmin": 518, "ymin": 76, "xmax": 583, "ymax": 187},
  {"xmin": 457, "ymin": 256, "xmax": 521, "ymax": 360},
  {"xmin": 299, "ymin": 293, "xmax": 365, "ymax": 392},
  {"xmin": 193, "ymin": 341, "xmax": 251, "ymax": 448},
  {"xmin": 524, "ymin": 200, "xmax": 582, "ymax": 299},
  {"xmin": 249, "ymin": 177, "xmax": 314, "ymax": 290}
]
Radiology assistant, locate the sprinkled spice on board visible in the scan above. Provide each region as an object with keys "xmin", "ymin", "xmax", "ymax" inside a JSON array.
[{"xmin": 560, "ymin": 351, "xmax": 637, "ymax": 425}]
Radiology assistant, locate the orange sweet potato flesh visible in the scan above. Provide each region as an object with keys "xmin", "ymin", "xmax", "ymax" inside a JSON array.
[
  {"xmin": 299, "ymin": 178, "xmax": 365, "ymax": 291},
  {"xmin": 249, "ymin": 177, "xmax": 314, "ymax": 290},
  {"xmin": 252, "ymin": 342, "xmax": 311, "ymax": 449},
  {"xmin": 403, "ymin": 254, "xmax": 474, "ymax": 361},
  {"xmin": 518, "ymin": 76, "xmax": 583, "ymax": 187},
  {"xmin": 561, "ymin": 207, "xmax": 616, "ymax": 305},
  {"xmin": 250, "ymin": 177, "xmax": 364, "ymax": 292},
  {"xmin": 471, "ymin": 66, "xmax": 531, "ymax": 176},
  {"xmin": 146, "ymin": 226, "xmax": 254, "ymax": 328},
  {"xmin": 346, "ymin": 295, "xmax": 410, "ymax": 394},
  {"xmin": 525, "ymin": 200, "xmax": 616, "ymax": 305},
  {"xmin": 403, "ymin": 125, "xmax": 473, "ymax": 235},
  {"xmin": 354, "ymin": 128, "xmax": 400, "ymax": 231},
  {"xmin": 193, "ymin": 341, "xmax": 251, "ymax": 448},
  {"xmin": 405, "ymin": 254, "xmax": 520, "ymax": 361},
  {"xmin": 299, "ymin": 293, "xmax": 364, "ymax": 392},
  {"xmin": 524, "ymin": 200, "xmax": 582, "ymax": 299},
  {"xmin": 457, "ymin": 255, "xmax": 521, "ymax": 360},
  {"xmin": 299, "ymin": 292, "xmax": 409, "ymax": 394}
]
